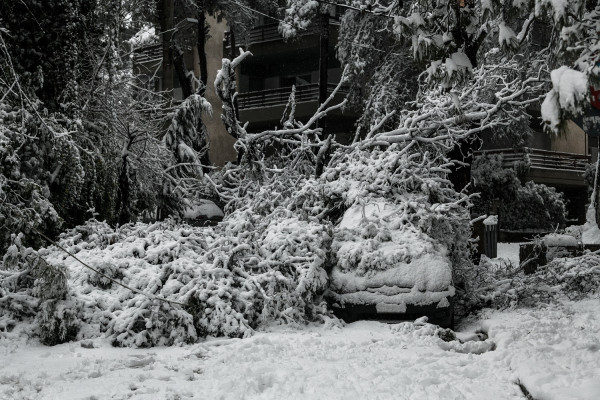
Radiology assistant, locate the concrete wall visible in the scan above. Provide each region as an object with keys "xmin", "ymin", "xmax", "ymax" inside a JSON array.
[
  {"xmin": 551, "ymin": 120, "xmax": 588, "ymax": 155},
  {"xmin": 528, "ymin": 130, "xmax": 551, "ymax": 151},
  {"xmin": 264, "ymin": 76, "xmax": 279, "ymax": 90},
  {"xmin": 480, "ymin": 120, "xmax": 590, "ymax": 156}
]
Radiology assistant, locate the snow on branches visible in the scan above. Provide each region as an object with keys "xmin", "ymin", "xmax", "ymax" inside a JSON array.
[
  {"xmin": 0, "ymin": 210, "xmax": 334, "ymax": 346},
  {"xmin": 461, "ymin": 249, "xmax": 600, "ymax": 314},
  {"xmin": 164, "ymin": 93, "xmax": 212, "ymax": 180},
  {"xmin": 279, "ymin": 0, "xmax": 323, "ymax": 39},
  {"xmin": 1, "ymin": 48, "xmax": 479, "ymax": 345},
  {"xmin": 541, "ymin": 66, "xmax": 589, "ymax": 132},
  {"xmin": 210, "ymin": 49, "xmax": 349, "ymax": 210},
  {"xmin": 541, "ymin": 4, "xmax": 600, "ymax": 132},
  {"xmin": 284, "ymin": 0, "xmax": 599, "ymax": 138},
  {"xmin": 215, "ymin": 49, "xmax": 252, "ymax": 142},
  {"xmin": 347, "ymin": 54, "xmax": 545, "ymax": 156}
]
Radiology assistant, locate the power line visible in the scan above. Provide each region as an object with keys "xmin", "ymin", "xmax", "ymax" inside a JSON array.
[
  {"xmin": 314, "ymin": 0, "xmax": 398, "ymax": 20},
  {"xmin": 33, "ymin": 227, "xmax": 188, "ymax": 307},
  {"xmin": 232, "ymin": 0, "xmax": 284, "ymax": 26}
]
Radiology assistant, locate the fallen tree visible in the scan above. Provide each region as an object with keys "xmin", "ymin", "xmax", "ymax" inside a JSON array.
[{"xmin": 1, "ymin": 51, "xmax": 475, "ymax": 345}]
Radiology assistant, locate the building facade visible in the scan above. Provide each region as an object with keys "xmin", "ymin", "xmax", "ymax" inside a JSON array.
[
  {"xmin": 133, "ymin": 14, "xmax": 237, "ymax": 166},
  {"xmin": 134, "ymin": 9, "xmax": 593, "ymax": 224}
]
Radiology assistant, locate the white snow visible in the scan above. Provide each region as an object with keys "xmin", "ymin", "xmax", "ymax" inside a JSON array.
[
  {"xmin": 480, "ymin": 298, "xmax": 600, "ymax": 400},
  {"xmin": 542, "ymin": 66, "xmax": 588, "ymax": 131},
  {"xmin": 127, "ymin": 26, "xmax": 157, "ymax": 48},
  {"xmin": 330, "ymin": 251, "xmax": 452, "ymax": 293},
  {"xmin": 449, "ymin": 52, "xmax": 473, "ymax": 73},
  {"xmin": 551, "ymin": 67, "xmax": 588, "ymax": 113},
  {"xmin": 483, "ymin": 215, "xmax": 498, "ymax": 226},
  {"xmin": 2, "ymin": 297, "xmax": 599, "ymax": 399},
  {"xmin": 498, "ymin": 22, "xmax": 518, "ymax": 48},
  {"xmin": 542, "ymin": 233, "xmax": 579, "ymax": 247},
  {"xmin": 541, "ymin": 90, "xmax": 562, "ymax": 131},
  {"xmin": 582, "ymin": 205, "xmax": 600, "ymax": 244},
  {"xmin": 512, "ymin": 0, "xmax": 528, "ymax": 9},
  {"xmin": 493, "ymin": 242, "xmax": 521, "ymax": 267},
  {"xmin": 541, "ymin": 0, "xmax": 570, "ymax": 23},
  {"xmin": 183, "ymin": 200, "xmax": 224, "ymax": 219},
  {"xmin": 330, "ymin": 287, "xmax": 455, "ymax": 311},
  {"xmin": 481, "ymin": 0, "xmax": 493, "ymax": 13},
  {"xmin": 396, "ymin": 12, "xmax": 426, "ymax": 28},
  {"xmin": 330, "ymin": 200, "xmax": 453, "ymax": 308}
]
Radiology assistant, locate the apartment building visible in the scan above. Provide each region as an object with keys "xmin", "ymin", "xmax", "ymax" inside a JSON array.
[
  {"xmin": 133, "ymin": 14, "xmax": 236, "ymax": 166},
  {"xmin": 133, "ymin": 6, "xmax": 356, "ymax": 166},
  {"xmin": 475, "ymin": 116, "xmax": 591, "ymax": 225},
  {"xmin": 228, "ymin": 11, "xmax": 356, "ymax": 141},
  {"xmin": 133, "ymin": 10, "xmax": 593, "ymax": 224}
]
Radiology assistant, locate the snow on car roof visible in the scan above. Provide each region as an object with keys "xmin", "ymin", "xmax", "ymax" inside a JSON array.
[{"xmin": 330, "ymin": 199, "xmax": 453, "ymax": 306}]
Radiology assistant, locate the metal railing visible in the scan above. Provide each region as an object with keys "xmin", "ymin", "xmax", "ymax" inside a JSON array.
[
  {"xmin": 248, "ymin": 23, "xmax": 285, "ymax": 44},
  {"xmin": 225, "ymin": 23, "xmax": 308, "ymax": 48},
  {"xmin": 237, "ymin": 83, "xmax": 346, "ymax": 109},
  {"xmin": 133, "ymin": 44, "xmax": 162, "ymax": 64},
  {"xmin": 225, "ymin": 16, "xmax": 341, "ymax": 48},
  {"xmin": 475, "ymin": 148, "xmax": 590, "ymax": 171}
]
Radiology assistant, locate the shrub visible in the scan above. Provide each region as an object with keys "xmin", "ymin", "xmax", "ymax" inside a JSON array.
[
  {"xmin": 471, "ymin": 153, "xmax": 566, "ymax": 230},
  {"xmin": 0, "ymin": 233, "xmax": 81, "ymax": 344},
  {"xmin": 458, "ymin": 251, "xmax": 600, "ymax": 315},
  {"xmin": 503, "ymin": 181, "xmax": 566, "ymax": 230}
]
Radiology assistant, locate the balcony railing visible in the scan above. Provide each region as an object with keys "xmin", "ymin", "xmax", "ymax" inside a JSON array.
[
  {"xmin": 237, "ymin": 83, "xmax": 346, "ymax": 109},
  {"xmin": 475, "ymin": 148, "xmax": 590, "ymax": 171},
  {"xmin": 248, "ymin": 23, "xmax": 285, "ymax": 44},
  {"xmin": 225, "ymin": 15, "xmax": 341, "ymax": 48},
  {"xmin": 225, "ymin": 23, "xmax": 310, "ymax": 48},
  {"xmin": 134, "ymin": 44, "xmax": 162, "ymax": 64}
]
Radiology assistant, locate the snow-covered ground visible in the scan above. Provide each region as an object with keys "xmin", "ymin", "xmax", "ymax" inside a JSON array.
[
  {"xmin": 582, "ymin": 206, "xmax": 600, "ymax": 244},
  {"xmin": 1, "ymin": 297, "xmax": 599, "ymax": 400},
  {"xmin": 496, "ymin": 242, "xmax": 521, "ymax": 266},
  {"xmin": 2, "ymin": 242, "xmax": 598, "ymax": 399}
]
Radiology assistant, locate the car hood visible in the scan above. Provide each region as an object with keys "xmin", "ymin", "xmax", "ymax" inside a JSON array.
[{"xmin": 330, "ymin": 200, "xmax": 453, "ymax": 299}]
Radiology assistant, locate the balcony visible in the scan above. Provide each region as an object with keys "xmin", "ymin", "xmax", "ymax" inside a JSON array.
[
  {"xmin": 237, "ymin": 83, "xmax": 347, "ymax": 110},
  {"xmin": 133, "ymin": 44, "xmax": 162, "ymax": 64},
  {"xmin": 225, "ymin": 18, "xmax": 341, "ymax": 49},
  {"xmin": 225, "ymin": 23, "xmax": 312, "ymax": 49},
  {"xmin": 474, "ymin": 147, "xmax": 590, "ymax": 187},
  {"xmin": 244, "ymin": 23, "xmax": 283, "ymax": 46},
  {"xmin": 477, "ymin": 148, "xmax": 590, "ymax": 170}
]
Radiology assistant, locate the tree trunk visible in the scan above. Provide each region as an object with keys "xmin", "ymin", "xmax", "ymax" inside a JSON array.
[
  {"xmin": 228, "ymin": 24, "xmax": 240, "ymax": 120},
  {"xmin": 158, "ymin": 0, "xmax": 174, "ymax": 94},
  {"xmin": 595, "ymin": 182, "xmax": 600, "ymax": 228},
  {"xmin": 229, "ymin": 24, "xmax": 236, "ymax": 60},
  {"xmin": 318, "ymin": 11, "xmax": 329, "ymax": 106},
  {"xmin": 448, "ymin": 134, "xmax": 480, "ymax": 192},
  {"xmin": 594, "ymin": 137, "xmax": 600, "ymax": 228},
  {"xmin": 116, "ymin": 156, "xmax": 131, "ymax": 225},
  {"xmin": 315, "ymin": 135, "xmax": 333, "ymax": 177},
  {"xmin": 197, "ymin": 0, "xmax": 208, "ymax": 97},
  {"xmin": 446, "ymin": 3, "xmax": 488, "ymax": 189},
  {"xmin": 173, "ymin": 45, "xmax": 193, "ymax": 98}
]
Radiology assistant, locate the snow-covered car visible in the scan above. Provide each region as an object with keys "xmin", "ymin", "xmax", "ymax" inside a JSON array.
[{"xmin": 326, "ymin": 200, "xmax": 455, "ymax": 327}]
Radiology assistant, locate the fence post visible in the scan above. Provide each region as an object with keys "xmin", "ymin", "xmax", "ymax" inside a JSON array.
[{"xmin": 483, "ymin": 215, "xmax": 498, "ymax": 258}]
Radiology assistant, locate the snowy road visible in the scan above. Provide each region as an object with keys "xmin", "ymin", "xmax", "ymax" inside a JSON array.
[{"xmin": 1, "ymin": 299, "xmax": 599, "ymax": 400}]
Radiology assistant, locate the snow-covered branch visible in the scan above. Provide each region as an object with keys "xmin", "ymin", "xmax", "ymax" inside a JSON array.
[{"xmin": 355, "ymin": 57, "xmax": 547, "ymax": 152}]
